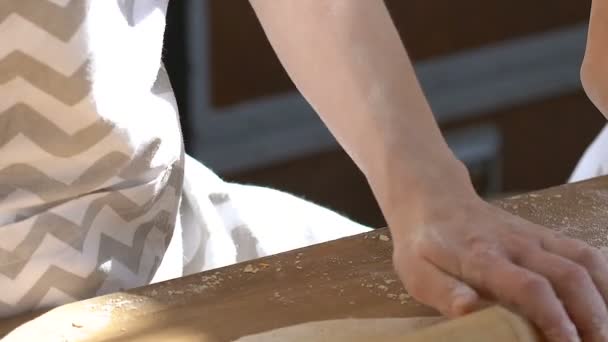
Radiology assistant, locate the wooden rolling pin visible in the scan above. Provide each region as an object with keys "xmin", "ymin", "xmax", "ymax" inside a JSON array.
[{"xmin": 401, "ymin": 306, "xmax": 542, "ymax": 342}]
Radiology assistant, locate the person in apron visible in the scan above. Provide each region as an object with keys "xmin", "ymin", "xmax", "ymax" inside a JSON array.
[
  {"xmin": 0, "ymin": 0, "xmax": 370, "ymax": 319},
  {"xmin": 2, "ymin": 1, "xmax": 607, "ymax": 340}
]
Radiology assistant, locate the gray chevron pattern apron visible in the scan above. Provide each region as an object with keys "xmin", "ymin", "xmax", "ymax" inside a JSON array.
[
  {"xmin": 0, "ymin": 0, "xmax": 183, "ymax": 316},
  {"xmin": 0, "ymin": 0, "xmax": 371, "ymax": 317}
]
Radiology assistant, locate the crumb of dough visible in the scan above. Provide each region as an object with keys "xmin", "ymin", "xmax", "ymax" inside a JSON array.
[
  {"xmin": 244, "ymin": 264, "xmax": 259, "ymax": 273},
  {"xmin": 399, "ymin": 293, "xmax": 411, "ymax": 301},
  {"xmin": 189, "ymin": 284, "xmax": 208, "ymax": 293},
  {"xmin": 379, "ymin": 234, "xmax": 390, "ymax": 242},
  {"xmin": 377, "ymin": 285, "xmax": 389, "ymax": 292}
]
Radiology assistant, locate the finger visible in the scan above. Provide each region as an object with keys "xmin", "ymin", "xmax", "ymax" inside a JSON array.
[
  {"xmin": 460, "ymin": 247, "xmax": 579, "ymax": 342},
  {"xmin": 543, "ymin": 234, "xmax": 608, "ymax": 305},
  {"xmin": 396, "ymin": 259, "xmax": 480, "ymax": 318},
  {"xmin": 516, "ymin": 247, "xmax": 608, "ymax": 341}
]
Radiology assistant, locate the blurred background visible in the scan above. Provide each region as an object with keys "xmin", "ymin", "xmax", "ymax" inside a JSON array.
[{"xmin": 162, "ymin": 1, "xmax": 605, "ymax": 228}]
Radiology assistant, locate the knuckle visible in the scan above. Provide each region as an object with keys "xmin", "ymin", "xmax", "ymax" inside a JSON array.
[
  {"xmin": 465, "ymin": 242, "xmax": 500, "ymax": 267},
  {"xmin": 503, "ymin": 232, "xmax": 535, "ymax": 249},
  {"xmin": 464, "ymin": 234, "xmax": 488, "ymax": 249},
  {"xmin": 557, "ymin": 263, "xmax": 588, "ymax": 284},
  {"xmin": 461, "ymin": 244, "xmax": 502, "ymax": 285},
  {"xmin": 515, "ymin": 274, "xmax": 550, "ymax": 295},
  {"xmin": 574, "ymin": 244, "xmax": 604, "ymax": 267},
  {"xmin": 410, "ymin": 234, "xmax": 448, "ymax": 262}
]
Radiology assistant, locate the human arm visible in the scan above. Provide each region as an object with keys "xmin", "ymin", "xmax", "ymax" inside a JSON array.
[
  {"xmin": 249, "ymin": 1, "xmax": 608, "ymax": 340},
  {"xmin": 582, "ymin": 0, "xmax": 608, "ymax": 121}
]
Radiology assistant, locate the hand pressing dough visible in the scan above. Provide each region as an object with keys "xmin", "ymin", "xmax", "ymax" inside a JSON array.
[{"xmin": 234, "ymin": 317, "xmax": 444, "ymax": 342}]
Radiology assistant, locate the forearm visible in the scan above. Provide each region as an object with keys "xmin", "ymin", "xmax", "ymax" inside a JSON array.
[
  {"xmin": 584, "ymin": 0, "xmax": 608, "ymax": 65},
  {"xmin": 249, "ymin": 1, "xmax": 475, "ymax": 218}
]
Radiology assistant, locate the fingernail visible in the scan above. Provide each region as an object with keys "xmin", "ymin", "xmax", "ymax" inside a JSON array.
[{"xmin": 450, "ymin": 286, "xmax": 478, "ymax": 316}]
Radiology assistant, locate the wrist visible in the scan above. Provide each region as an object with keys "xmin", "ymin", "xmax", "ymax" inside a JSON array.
[{"xmin": 366, "ymin": 144, "xmax": 479, "ymax": 235}]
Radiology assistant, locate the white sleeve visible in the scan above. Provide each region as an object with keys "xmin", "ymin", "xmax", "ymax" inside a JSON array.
[{"xmin": 569, "ymin": 125, "xmax": 608, "ymax": 182}]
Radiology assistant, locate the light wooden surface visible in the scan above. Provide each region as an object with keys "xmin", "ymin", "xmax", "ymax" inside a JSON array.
[
  {"xmin": 401, "ymin": 306, "xmax": 540, "ymax": 342},
  {"xmin": 1, "ymin": 177, "xmax": 607, "ymax": 341}
]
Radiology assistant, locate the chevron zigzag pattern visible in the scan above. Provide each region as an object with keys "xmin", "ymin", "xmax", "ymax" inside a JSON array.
[
  {"xmin": 0, "ymin": 166, "xmax": 182, "ymax": 314},
  {"xmin": 0, "ymin": 152, "xmax": 132, "ymax": 203},
  {"xmin": 0, "ymin": 79, "xmax": 96, "ymax": 132},
  {"xmin": 0, "ymin": 0, "xmax": 184, "ymax": 317},
  {"xmin": 0, "ymin": 53, "xmax": 90, "ymax": 105},
  {"xmin": 0, "ymin": 104, "xmax": 113, "ymax": 157},
  {"xmin": 0, "ymin": 0, "xmax": 85, "ymax": 41},
  {"xmin": 0, "ymin": 267, "xmax": 107, "ymax": 316},
  {"xmin": 0, "ymin": 15, "xmax": 87, "ymax": 75},
  {"xmin": 0, "ymin": 167, "xmax": 183, "ymax": 276}
]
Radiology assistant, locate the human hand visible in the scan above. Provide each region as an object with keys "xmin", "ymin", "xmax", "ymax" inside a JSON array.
[{"xmin": 388, "ymin": 194, "xmax": 608, "ymax": 342}]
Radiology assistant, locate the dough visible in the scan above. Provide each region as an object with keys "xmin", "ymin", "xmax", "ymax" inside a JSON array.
[{"xmin": 234, "ymin": 317, "xmax": 444, "ymax": 342}]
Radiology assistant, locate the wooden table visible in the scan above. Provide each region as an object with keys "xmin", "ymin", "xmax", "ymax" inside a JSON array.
[{"xmin": 2, "ymin": 177, "xmax": 608, "ymax": 341}]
